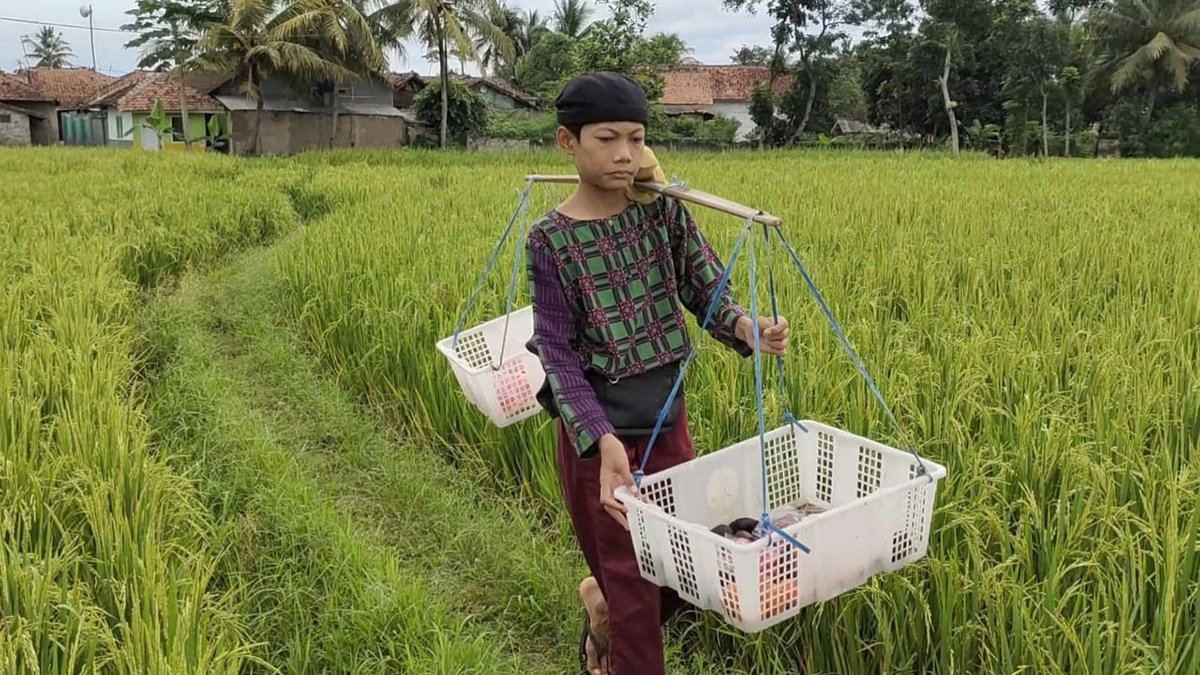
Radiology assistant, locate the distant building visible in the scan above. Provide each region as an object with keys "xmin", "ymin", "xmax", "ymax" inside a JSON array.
[{"xmin": 659, "ymin": 65, "xmax": 792, "ymax": 142}]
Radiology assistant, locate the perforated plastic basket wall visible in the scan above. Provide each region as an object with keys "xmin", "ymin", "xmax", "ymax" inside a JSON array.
[
  {"xmin": 617, "ymin": 420, "xmax": 946, "ymax": 633},
  {"xmin": 436, "ymin": 305, "xmax": 544, "ymax": 427}
]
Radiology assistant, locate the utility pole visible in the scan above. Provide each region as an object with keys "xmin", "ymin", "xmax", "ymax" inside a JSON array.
[
  {"xmin": 79, "ymin": 5, "xmax": 97, "ymax": 69},
  {"xmin": 171, "ymin": 20, "xmax": 191, "ymax": 151}
]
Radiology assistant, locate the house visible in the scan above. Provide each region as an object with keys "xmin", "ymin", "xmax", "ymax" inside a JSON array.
[
  {"xmin": 456, "ymin": 76, "xmax": 538, "ymax": 110},
  {"xmin": 659, "ymin": 65, "xmax": 792, "ymax": 142},
  {"xmin": 11, "ymin": 67, "xmax": 115, "ymax": 145},
  {"xmin": 0, "ymin": 101, "xmax": 43, "ymax": 146},
  {"xmin": 0, "ymin": 73, "xmax": 57, "ymax": 144},
  {"xmin": 829, "ymin": 118, "xmax": 887, "ymax": 136},
  {"xmin": 391, "ymin": 72, "xmax": 538, "ymax": 111},
  {"xmin": 87, "ymin": 70, "xmax": 229, "ymax": 152},
  {"xmin": 390, "ymin": 71, "xmax": 426, "ymax": 108},
  {"xmin": 210, "ymin": 72, "xmax": 408, "ymax": 155}
]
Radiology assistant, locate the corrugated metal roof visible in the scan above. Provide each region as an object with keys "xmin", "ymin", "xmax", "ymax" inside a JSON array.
[{"xmin": 215, "ymin": 95, "xmax": 405, "ymax": 117}]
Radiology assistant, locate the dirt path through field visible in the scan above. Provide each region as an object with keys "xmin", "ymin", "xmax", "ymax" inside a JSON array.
[{"xmin": 138, "ymin": 241, "xmax": 583, "ymax": 674}]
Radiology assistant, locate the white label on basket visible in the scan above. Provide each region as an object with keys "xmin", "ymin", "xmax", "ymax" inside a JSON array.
[{"xmin": 706, "ymin": 467, "xmax": 740, "ymax": 521}]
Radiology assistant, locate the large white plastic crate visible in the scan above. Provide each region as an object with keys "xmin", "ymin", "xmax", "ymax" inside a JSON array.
[
  {"xmin": 435, "ymin": 305, "xmax": 544, "ymax": 427},
  {"xmin": 617, "ymin": 420, "xmax": 946, "ymax": 633}
]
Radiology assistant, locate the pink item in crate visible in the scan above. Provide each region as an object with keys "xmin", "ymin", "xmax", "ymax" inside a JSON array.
[{"xmin": 494, "ymin": 359, "xmax": 535, "ymax": 418}]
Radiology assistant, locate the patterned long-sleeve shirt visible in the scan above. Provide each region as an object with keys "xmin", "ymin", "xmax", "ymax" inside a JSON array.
[{"xmin": 526, "ymin": 195, "xmax": 753, "ymax": 458}]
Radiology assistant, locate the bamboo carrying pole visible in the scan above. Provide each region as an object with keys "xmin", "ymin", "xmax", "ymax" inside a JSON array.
[{"xmin": 524, "ymin": 174, "xmax": 783, "ymax": 228}]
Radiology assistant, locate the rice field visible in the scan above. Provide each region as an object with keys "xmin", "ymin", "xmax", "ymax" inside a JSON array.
[
  {"xmin": 277, "ymin": 148, "xmax": 1200, "ymax": 674},
  {"xmin": 3, "ymin": 145, "xmax": 1198, "ymax": 674}
]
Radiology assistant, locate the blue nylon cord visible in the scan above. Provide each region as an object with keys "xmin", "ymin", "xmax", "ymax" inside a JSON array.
[
  {"xmin": 627, "ymin": 210, "xmax": 813, "ymax": 555},
  {"xmin": 633, "ymin": 216, "xmax": 753, "ymax": 485},
  {"xmin": 774, "ymin": 228, "xmax": 930, "ymax": 480},
  {"xmin": 451, "ymin": 178, "xmax": 534, "ymax": 353},
  {"xmin": 491, "ymin": 198, "xmax": 531, "ymax": 370},
  {"xmin": 750, "ymin": 224, "xmax": 812, "ymax": 554},
  {"xmin": 762, "ymin": 223, "xmax": 804, "ymax": 432}
]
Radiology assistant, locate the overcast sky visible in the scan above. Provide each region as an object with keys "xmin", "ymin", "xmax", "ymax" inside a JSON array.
[{"xmin": 1, "ymin": 0, "xmax": 778, "ymax": 77}]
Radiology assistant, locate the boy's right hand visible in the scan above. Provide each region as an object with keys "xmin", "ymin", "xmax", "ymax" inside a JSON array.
[{"xmin": 598, "ymin": 434, "xmax": 635, "ymax": 530}]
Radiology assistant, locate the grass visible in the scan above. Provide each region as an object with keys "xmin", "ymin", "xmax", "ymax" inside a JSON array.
[
  {"xmin": 0, "ymin": 148, "xmax": 304, "ymax": 672},
  {"xmin": 138, "ymin": 244, "xmax": 587, "ymax": 673},
  {"xmin": 275, "ymin": 147, "xmax": 1200, "ymax": 674},
  {"xmin": 3, "ymin": 144, "xmax": 1198, "ymax": 674}
]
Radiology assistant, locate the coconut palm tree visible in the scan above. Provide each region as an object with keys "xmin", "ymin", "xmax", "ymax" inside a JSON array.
[
  {"xmin": 273, "ymin": 0, "xmax": 388, "ymax": 145},
  {"xmin": 1088, "ymin": 0, "xmax": 1200, "ymax": 122},
  {"xmin": 552, "ymin": 0, "xmax": 594, "ymax": 39},
  {"xmin": 475, "ymin": 3, "xmax": 521, "ymax": 75},
  {"xmin": 478, "ymin": 5, "xmax": 547, "ymax": 76},
  {"xmin": 23, "ymin": 26, "xmax": 74, "ymax": 68},
  {"xmin": 348, "ymin": 0, "xmax": 416, "ymax": 63},
  {"xmin": 396, "ymin": 0, "xmax": 514, "ymax": 147},
  {"xmin": 196, "ymin": 0, "xmax": 360, "ymax": 154}
]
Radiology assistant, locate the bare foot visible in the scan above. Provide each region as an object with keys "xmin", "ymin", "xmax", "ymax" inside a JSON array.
[{"xmin": 580, "ymin": 577, "xmax": 610, "ymax": 674}]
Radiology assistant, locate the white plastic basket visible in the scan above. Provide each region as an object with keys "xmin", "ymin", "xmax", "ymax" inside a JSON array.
[
  {"xmin": 435, "ymin": 305, "xmax": 545, "ymax": 427},
  {"xmin": 616, "ymin": 419, "xmax": 946, "ymax": 633}
]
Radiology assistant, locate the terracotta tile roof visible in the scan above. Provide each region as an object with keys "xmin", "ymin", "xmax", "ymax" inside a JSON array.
[
  {"xmin": 0, "ymin": 72, "xmax": 54, "ymax": 103},
  {"xmin": 11, "ymin": 67, "xmax": 115, "ymax": 108},
  {"xmin": 88, "ymin": 70, "xmax": 224, "ymax": 113},
  {"xmin": 660, "ymin": 65, "xmax": 792, "ymax": 107},
  {"xmin": 389, "ymin": 71, "xmax": 426, "ymax": 89}
]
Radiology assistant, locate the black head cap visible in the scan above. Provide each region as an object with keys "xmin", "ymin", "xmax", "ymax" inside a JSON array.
[{"xmin": 555, "ymin": 71, "xmax": 649, "ymax": 129}]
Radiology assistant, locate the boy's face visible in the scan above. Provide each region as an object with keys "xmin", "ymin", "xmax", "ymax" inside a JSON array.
[{"xmin": 557, "ymin": 121, "xmax": 646, "ymax": 192}]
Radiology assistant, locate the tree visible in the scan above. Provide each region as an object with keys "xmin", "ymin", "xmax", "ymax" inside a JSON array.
[
  {"xmin": 513, "ymin": 30, "xmax": 578, "ymax": 97},
  {"xmin": 121, "ymin": 0, "xmax": 225, "ymax": 70},
  {"xmin": 273, "ymin": 0, "xmax": 388, "ymax": 147},
  {"xmin": 347, "ymin": 0, "xmax": 420, "ymax": 64},
  {"xmin": 731, "ymin": 45, "xmax": 777, "ymax": 66},
  {"xmin": 996, "ymin": 6, "xmax": 1069, "ymax": 155},
  {"xmin": 573, "ymin": 0, "xmax": 689, "ymax": 100},
  {"xmin": 398, "ymin": 0, "xmax": 514, "ymax": 147},
  {"xmin": 1088, "ymin": 0, "xmax": 1200, "ymax": 127},
  {"xmin": 723, "ymin": 0, "xmax": 853, "ymax": 143},
  {"xmin": 195, "ymin": 0, "xmax": 360, "ymax": 154},
  {"xmin": 413, "ymin": 76, "xmax": 488, "ymax": 142},
  {"xmin": 22, "ymin": 26, "xmax": 73, "ymax": 68},
  {"xmin": 552, "ymin": 0, "xmax": 596, "ymax": 38}
]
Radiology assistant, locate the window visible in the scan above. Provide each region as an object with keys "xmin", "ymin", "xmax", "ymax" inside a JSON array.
[
  {"xmin": 171, "ymin": 115, "xmax": 185, "ymax": 142},
  {"xmin": 0, "ymin": 114, "xmax": 11, "ymax": 124}
]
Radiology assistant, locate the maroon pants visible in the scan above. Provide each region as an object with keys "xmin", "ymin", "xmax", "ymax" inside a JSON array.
[{"xmin": 557, "ymin": 401, "xmax": 695, "ymax": 675}]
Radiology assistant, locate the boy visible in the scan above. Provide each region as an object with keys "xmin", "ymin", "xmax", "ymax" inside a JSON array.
[{"xmin": 525, "ymin": 71, "xmax": 789, "ymax": 675}]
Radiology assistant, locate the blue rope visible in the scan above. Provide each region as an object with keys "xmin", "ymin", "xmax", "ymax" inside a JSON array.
[
  {"xmin": 761, "ymin": 223, "xmax": 804, "ymax": 432},
  {"xmin": 633, "ymin": 216, "xmax": 753, "ymax": 486},
  {"xmin": 491, "ymin": 197, "xmax": 531, "ymax": 370},
  {"xmin": 451, "ymin": 178, "xmax": 535, "ymax": 355},
  {"xmin": 774, "ymin": 228, "xmax": 931, "ymax": 480},
  {"xmin": 749, "ymin": 225, "xmax": 812, "ymax": 554}
]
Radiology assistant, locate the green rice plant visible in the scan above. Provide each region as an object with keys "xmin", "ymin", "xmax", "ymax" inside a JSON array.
[
  {"xmin": 0, "ymin": 147, "xmax": 308, "ymax": 674},
  {"xmin": 274, "ymin": 148, "xmax": 1200, "ymax": 674}
]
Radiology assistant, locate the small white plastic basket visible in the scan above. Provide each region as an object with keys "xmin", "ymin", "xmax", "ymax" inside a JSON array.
[
  {"xmin": 435, "ymin": 305, "xmax": 545, "ymax": 427},
  {"xmin": 617, "ymin": 419, "xmax": 946, "ymax": 633}
]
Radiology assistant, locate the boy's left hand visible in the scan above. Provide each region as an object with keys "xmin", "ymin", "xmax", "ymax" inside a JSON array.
[{"xmin": 736, "ymin": 315, "xmax": 789, "ymax": 356}]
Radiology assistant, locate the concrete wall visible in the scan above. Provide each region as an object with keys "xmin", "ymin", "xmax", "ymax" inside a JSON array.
[
  {"xmin": 106, "ymin": 110, "xmax": 135, "ymax": 145},
  {"xmin": 468, "ymin": 137, "xmax": 531, "ymax": 151},
  {"xmin": 132, "ymin": 112, "xmax": 217, "ymax": 151},
  {"xmin": 8, "ymin": 102, "xmax": 59, "ymax": 144},
  {"xmin": 229, "ymin": 109, "xmax": 407, "ymax": 155},
  {"xmin": 475, "ymin": 86, "xmax": 520, "ymax": 110},
  {"xmin": 709, "ymin": 101, "xmax": 754, "ymax": 141},
  {"xmin": 0, "ymin": 109, "xmax": 31, "ymax": 145}
]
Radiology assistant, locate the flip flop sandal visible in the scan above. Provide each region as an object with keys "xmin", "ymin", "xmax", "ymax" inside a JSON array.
[{"xmin": 578, "ymin": 607, "xmax": 610, "ymax": 674}]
